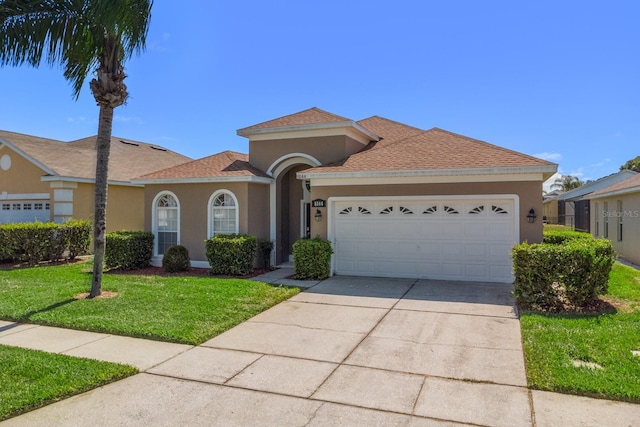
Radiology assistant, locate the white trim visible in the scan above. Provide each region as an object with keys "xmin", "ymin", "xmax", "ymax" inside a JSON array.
[
  {"xmin": 299, "ymin": 165, "xmax": 557, "ymax": 182},
  {"xmin": 327, "ymin": 194, "xmax": 520, "ymax": 278},
  {"xmin": 269, "ymin": 183, "xmax": 277, "ymax": 266},
  {"xmin": 0, "ymin": 192, "xmax": 49, "ymax": 200},
  {"xmin": 151, "ymin": 191, "xmax": 181, "ymax": 256},
  {"xmin": 267, "ymin": 153, "xmax": 322, "ymax": 177},
  {"xmin": 207, "ymin": 189, "xmax": 239, "ymax": 238},
  {"xmin": 41, "ymin": 175, "xmax": 143, "ymax": 187},
  {"xmin": 590, "ymin": 186, "xmax": 640, "ymax": 199},
  {"xmin": 238, "ymin": 121, "xmax": 379, "ymax": 145},
  {"xmin": 133, "ymin": 176, "xmax": 273, "ymax": 185},
  {"xmin": 306, "ymin": 172, "xmax": 546, "ymax": 187},
  {"xmin": 48, "ymin": 181, "xmax": 78, "ymax": 189}
]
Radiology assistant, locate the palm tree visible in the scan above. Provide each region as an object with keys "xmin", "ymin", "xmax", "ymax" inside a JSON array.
[
  {"xmin": 0, "ymin": 0, "xmax": 153, "ymax": 297},
  {"xmin": 553, "ymin": 175, "xmax": 583, "ymax": 192}
]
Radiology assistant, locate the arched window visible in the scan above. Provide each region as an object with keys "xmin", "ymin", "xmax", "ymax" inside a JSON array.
[
  {"xmin": 153, "ymin": 192, "xmax": 179, "ymax": 256},
  {"xmin": 209, "ymin": 190, "xmax": 238, "ymax": 237}
]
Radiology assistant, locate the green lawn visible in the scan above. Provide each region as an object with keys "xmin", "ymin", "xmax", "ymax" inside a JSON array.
[
  {"xmin": 520, "ymin": 262, "xmax": 640, "ymax": 402},
  {"xmin": 0, "ymin": 261, "xmax": 299, "ymax": 421},
  {"xmin": 0, "ymin": 261, "xmax": 299, "ymax": 345},
  {"xmin": 0, "ymin": 344, "xmax": 137, "ymax": 421}
]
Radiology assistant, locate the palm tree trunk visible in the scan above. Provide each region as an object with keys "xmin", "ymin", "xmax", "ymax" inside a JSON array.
[{"xmin": 89, "ymin": 105, "xmax": 114, "ymax": 298}]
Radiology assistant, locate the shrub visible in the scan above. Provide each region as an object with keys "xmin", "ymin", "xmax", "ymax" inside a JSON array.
[
  {"xmin": 105, "ymin": 231, "xmax": 153, "ymax": 270},
  {"xmin": 61, "ymin": 219, "xmax": 92, "ymax": 259},
  {"xmin": 162, "ymin": 245, "xmax": 191, "ymax": 273},
  {"xmin": 205, "ymin": 234, "xmax": 257, "ymax": 276},
  {"xmin": 293, "ymin": 236, "xmax": 333, "ymax": 280},
  {"xmin": 512, "ymin": 235, "xmax": 614, "ymax": 308},
  {"xmin": 543, "ymin": 228, "xmax": 593, "ymax": 245},
  {"xmin": 2, "ymin": 222, "xmax": 59, "ymax": 265}
]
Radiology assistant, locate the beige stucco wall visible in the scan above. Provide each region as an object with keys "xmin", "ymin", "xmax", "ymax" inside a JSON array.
[
  {"xmin": 542, "ymin": 199, "xmax": 558, "ymax": 223},
  {"xmin": 144, "ymin": 182, "xmax": 270, "ymax": 262},
  {"xmin": 309, "ymin": 180, "xmax": 544, "ymax": 244},
  {"xmin": 0, "ymin": 149, "xmax": 52, "ymax": 220},
  {"xmin": 71, "ymin": 183, "xmax": 145, "ymax": 232},
  {"xmin": 249, "ymin": 135, "xmax": 365, "ymax": 172},
  {"xmin": 591, "ymin": 194, "xmax": 640, "ymax": 265}
]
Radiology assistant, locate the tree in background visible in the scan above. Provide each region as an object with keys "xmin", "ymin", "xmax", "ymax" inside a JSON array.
[
  {"xmin": 620, "ymin": 156, "xmax": 640, "ymax": 173},
  {"xmin": 0, "ymin": 0, "xmax": 153, "ymax": 297},
  {"xmin": 552, "ymin": 175, "xmax": 584, "ymax": 191}
]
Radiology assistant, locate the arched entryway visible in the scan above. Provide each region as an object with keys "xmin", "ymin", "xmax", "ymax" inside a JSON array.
[{"xmin": 268, "ymin": 154, "xmax": 321, "ymax": 264}]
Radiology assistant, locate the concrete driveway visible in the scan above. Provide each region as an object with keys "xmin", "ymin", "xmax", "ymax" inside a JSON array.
[{"xmin": 3, "ymin": 276, "xmax": 639, "ymax": 426}]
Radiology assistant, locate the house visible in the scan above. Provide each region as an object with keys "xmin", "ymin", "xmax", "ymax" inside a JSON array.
[
  {"xmin": 555, "ymin": 170, "xmax": 638, "ymax": 231},
  {"xmin": 0, "ymin": 130, "xmax": 191, "ymax": 231},
  {"xmin": 135, "ymin": 108, "xmax": 557, "ymax": 283},
  {"xmin": 590, "ymin": 173, "xmax": 640, "ymax": 265},
  {"xmin": 542, "ymin": 189, "xmax": 564, "ymax": 224}
]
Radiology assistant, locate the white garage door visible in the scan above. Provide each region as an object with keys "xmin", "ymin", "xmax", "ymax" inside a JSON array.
[
  {"xmin": 331, "ymin": 196, "xmax": 518, "ymax": 283},
  {"xmin": 0, "ymin": 201, "xmax": 51, "ymax": 224}
]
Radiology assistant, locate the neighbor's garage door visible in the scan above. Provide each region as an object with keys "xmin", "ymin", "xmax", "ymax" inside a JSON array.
[
  {"xmin": 0, "ymin": 201, "xmax": 51, "ymax": 224},
  {"xmin": 331, "ymin": 197, "xmax": 517, "ymax": 283}
]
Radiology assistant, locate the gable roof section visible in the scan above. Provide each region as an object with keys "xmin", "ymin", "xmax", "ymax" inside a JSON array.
[
  {"xmin": 0, "ymin": 130, "xmax": 191, "ymax": 184},
  {"xmin": 557, "ymin": 170, "xmax": 638, "ymax": 201},
  {"xmin": 301, "ymin": 127, "xmax": 556, "ymax": 178},
  {"xmin": 134, "ymin": 151, "xmax": 272, "ymax": 184},
  {"xmin": 590, "ymin": 172, "xmax": 640, "ymax": 199},
  {"xmin": 238, "ymin": 107, "xmax": 351, "ymax": 131}
]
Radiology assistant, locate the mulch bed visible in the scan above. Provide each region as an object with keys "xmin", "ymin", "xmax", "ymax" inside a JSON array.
[
  {"xmin": 106, "ymin": 266, "xmax": 268, "ymax": 279},
  {"xmin": 517, "ymin": 297, "xmax": 617, "ymax": 314}
]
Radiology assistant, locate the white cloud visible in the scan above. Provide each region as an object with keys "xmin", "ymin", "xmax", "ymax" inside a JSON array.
[
  {"xmin": 590, "ymin": 158, "xmax": 611, "ymax": 168},
  {"xmin": 533, "ymin": 152, "xmax": 562, "ymax": 161},
  {"xmin": 66, "ymin": 116, "xmax": 87, "ymax": 123},
  {"xmin": 114, "ymin": 115, "xmax": 143, "ymax": 125}
]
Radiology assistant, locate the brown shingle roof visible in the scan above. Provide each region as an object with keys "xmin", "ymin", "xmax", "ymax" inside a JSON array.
[
  {"xmin": 238, "ymin": 107, "xmax": 352, "ymax": 131},
  {"xmin": 138, "ymin": 151, "xmax": 269, "ymax": 180},
  {"xmin": 357, "ymin": 116, "xmax": 424, "ymax": 149},
  {"xmin": 0, "ymin": 130, "xmax": 191, "ymax": 182},
  {"xmin": 309, "ymin": 127, "xmax": 555, "ymax": 173},
  {"xmin": 591, "ymin": 173, "xmax": 640, "ymax": 196}
]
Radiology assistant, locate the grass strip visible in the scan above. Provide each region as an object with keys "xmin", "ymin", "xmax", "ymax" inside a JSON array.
[{"xmin": 0, "ymin": 344, "xmax": 137, "ymax": 421}]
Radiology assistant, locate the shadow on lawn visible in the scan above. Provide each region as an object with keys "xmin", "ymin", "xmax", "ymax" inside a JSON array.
[{"xmin": 15, "ymin": 298, "xmax": 77, "ymax": 323}]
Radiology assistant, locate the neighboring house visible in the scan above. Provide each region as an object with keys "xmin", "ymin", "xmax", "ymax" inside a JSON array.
[
  {"xmin": 135, "ymin": 108, "xmax": 557, "ymax": 283},
  {"xmin": 0, "ymin": 130, "xmax": 191, "ymax": 231},
  {"xmin": 556, "ymin": 170, "xmax": 638, "ymax": 232},
  {"xmin": 542, "ymin": 189, "xmax": 564, "ymax": 224},
  {"xmin": 590, "ymin": 173, "xmax": 640, "ymax": 265}
]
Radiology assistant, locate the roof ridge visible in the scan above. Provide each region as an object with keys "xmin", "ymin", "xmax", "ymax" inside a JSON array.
[{"xmin": 357, "ymin": 115, "xmax": 424, "ymax": 133}]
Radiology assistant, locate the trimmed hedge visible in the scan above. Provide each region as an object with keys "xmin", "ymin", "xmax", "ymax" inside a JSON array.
[
  {"xmin": 0, "ymin": 220, "xmax": 92, "ymax": 265},
  {"xmin": 205, "ymin": 234, "xmax": 257, "ymax": 276},
  {"xmin": 162, "ymin": 245, "xmax": 191, "ymax": 273},
  {"xmin": 542, "ymin": 228, "xmax": 593, "ymax": 245},
  {"xmin": 512, "ymin": 230, "xmax": 614, "ymax": 308},
  {"xmin": 293, "ymin": 236, "xmax": 333, "ymax": 280},
  {"xmin": 105, "ymin": 231, "xmax": 154, "ymax": 270}
]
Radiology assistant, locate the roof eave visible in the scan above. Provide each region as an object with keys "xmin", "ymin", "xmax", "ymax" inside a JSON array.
[
  {"xmin": 590, "ymin": 186, "xmax": 640, "ymax": 199},
  {"xmin": 40, "ymin": 175, "xmax": 143, "ymax": 187},
  {"xmin": 298, "ymin": 165, "xmax": 558, "ymax": 180},
  {"xmin": 132, "ymin": 176, "xmax": 274, "ymax": 185},
  {"xmin": 237, "ymin": 121, "xmax": 380, "ymax": 142}
]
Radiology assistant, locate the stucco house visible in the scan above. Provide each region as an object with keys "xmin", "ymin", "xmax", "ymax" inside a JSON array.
[
  {"xmin": 135, "ymin": 108, "xmax": 557, "ymax": 283},
  {"xmin": 0, "ymin": 130, "xmax": 191, "ymax": 231},
  {"xmin": 590, "ymin": 173, "xmax": 640, "ymax": 265},
  {"xmin": 554, "ymin": 170, "xmax": 637, "ymax": 231}
]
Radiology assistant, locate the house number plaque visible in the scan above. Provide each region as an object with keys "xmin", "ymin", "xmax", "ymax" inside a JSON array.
[{"xmin": 312, "ymin": 199, "xmax": 326, "ymax": 208}]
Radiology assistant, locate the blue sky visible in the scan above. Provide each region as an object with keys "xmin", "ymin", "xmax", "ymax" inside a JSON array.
[{"xmin": 1, "ymin": 1, "xmax": 638, "ymax": 189}]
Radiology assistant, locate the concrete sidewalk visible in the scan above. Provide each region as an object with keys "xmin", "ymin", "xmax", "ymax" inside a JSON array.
[{"xmin": 1, "ymin": 275, "xmax": 639, "ymax": 426}]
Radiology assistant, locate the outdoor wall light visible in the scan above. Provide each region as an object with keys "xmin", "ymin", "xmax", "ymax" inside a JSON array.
[
  {"xmin": 314, "ymin": 209, "xmax": 322, "ymax": 222},
  {"xmin": 527, "ymin": 208, "xmax": 537, "ymax": 223}
]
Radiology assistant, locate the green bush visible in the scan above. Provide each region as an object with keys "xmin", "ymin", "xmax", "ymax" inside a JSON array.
[
  {"xmin": 105, "ymin": 231, "xmax": 153, "ymax": 270},
  {"xmin": 512, "ymin": 235, "xmax": 614, "ymax": 308},
  {"xmin": 61, "ymin": 219, "xmax": 92, "ymax": 259},
  {"xmin": 205, "ymin": 234, "xmax": 257, "ymax": 276},
  {"xmin": 0, "ymin": 222, "xmax": 59, "ymax": 265},
  {"xmin": 293, "ymin": 236, "xmax": 333, "ymax": 280},
  {"xmin": 162, "ymin": 245, "xmax": 191, "ymax": 273},
  {"xmin": 543, "ymin": 228, "xmax": 593, "ymax": 245}
]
